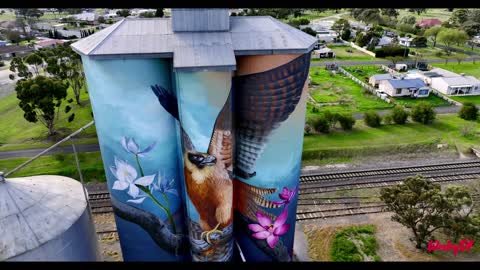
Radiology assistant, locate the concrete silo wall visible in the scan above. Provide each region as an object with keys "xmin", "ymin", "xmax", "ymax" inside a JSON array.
[{"xmin": 81, "ymin": 57, "xmax": 188, "ymax": 261}]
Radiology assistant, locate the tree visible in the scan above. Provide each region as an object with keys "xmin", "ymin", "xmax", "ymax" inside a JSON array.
[
  {"xmin": 454, "ymin": 54, "xmax": 467, "ymax": 64},
  {"xmin": 309, "ymin": 115, "xmax": 330, "ymax": 134},
  {"xmin": 391, "ymin": 106, "xmax": 409, "ymax": 124},
  {"xmin": 5, "ymin": 30, "xmax": 21, "ymax": 44},
  {"xmin": 458, "ymin": 102, "xmax": 479, "ymax": 121},
  {"xmin": 424, "ymin": 26, "xmax": 442, "ymax": 47},
  {"xmin": 380, "ymin": 175, "xmax": 449, "ymax": 249},
  {"xmin": 337, "ymin": 113, "xmax": 356, "ymax": 130},
  {"xmin": 411, "ymin": 36, "xmax": 427, "ymax": 47},
  {"xmin": 24, "ymin": 53, "xmax": 43, "ymax": 76},
  {"xmin": 397, "ymin": 23, "xmax": 417, "ymax": 34},
  {"xmin": 411, "ymin": 101, "xmax": 436, "ymax": 124},
  {"xmin": 9, "ymin": 57, "xmax": 32, "ymax": 80},
  {"xmin": 450, "ymin": 9, "xmax": 469, "ymax": 25},
  {"xmin": 97, "ymin": 16, "xmax": 105, "ymax": 24},
  {"xmin": 15, "ymin": 76, "xmax": 69, "ymax": 136},
  {"xmin": 155, "ymin": 8, "xmax": 164, "ymax": 17},
  {"xmin": 43, "ymin": 45, "xmax": 86, "ymax": 105},
  {"xmin": 463, "ymin": 21, "xmax": 480, "ymax": 38},
  {"xmin": 438, "ymin": 29, "xmax": 460, "ymax": 55},
  {"xmin": 386, "ymin": 56, "xmax": 406, "ymax": 66},
  {"xmin": 117, "ymin": 9, "xmax": 131, "ymax": 17},
  {"xmin": 341, "ymin": 28, "xmax": 351, "ymax": 41},
  {"xmin": 364, "ymin": 111, "xmax": 381, "ymax": 127},
  {"xmin": 408, "ymin": 8, "xmax": 427, "ymax": 15},
  {"xmin": 400, "ymin": 15, "xmax": 416, "ymax": 25},
  {"xmin": 301, "ymin": 27, "xmax": 317, "ymax": 37},
  {"xmin": 381, "ymin": 8, "xmax": 399, "ymax": 19},
  {"xmin": 332, "ymin": 18, "xmax": 350, "ymax": 37},
  {"xmin": 442, "ymin": 185, "xmax": 479, "ymax": 242}
]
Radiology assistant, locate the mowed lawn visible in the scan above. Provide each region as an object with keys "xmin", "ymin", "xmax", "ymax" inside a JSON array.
[
  {"xmin": 303, "ymin": 114, "xmax": 479, "ymax": 154},
  {"xmin": 0, "ymin": 87, "xmax": 97, "ymax": 152},
  {"xmin": 431, "ymin": 62, "xmax": 480, "ymax": 79},
  {"xmin": 308, "ymin": 67, "xmax": 393, "ymax": 116},
  {"xmin": 1, "ymin": 151, "xmax": 105, "ymax": 183},
  {"xmin": 393, "ymin": 94, "xmax": 451, "ymax": 108}
]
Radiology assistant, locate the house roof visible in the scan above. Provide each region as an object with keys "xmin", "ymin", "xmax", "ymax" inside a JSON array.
[
  {"xmin": 424, "ymin": 68, "xmax": 458, "ymax": 78},
  {"xmin": 314, "ymin": 47, "xmax": 333, "ymax": 54},
  {"xmin": 35, "ymin": 39, "xmax": 65, "ymax": 47},
  {"xmin": 386, "ymin": 78, "xmax": 426, "ymax": 89},
  {"xmin": 71, "ymin": 16, "xmax": 317, "ymax": 71},
  {"xmin": 377, "ymin": 36, "xmax": 393, "ymax": 47},
  {"xmin": 69, "ymin": 12, "xmax": 98, "ymax": 22},
  {"xmin": 416, "ymin": 18, "xmax": 442, "ymax": 27},
  {"xmin": 0, "ymin": 45, "xmax": 34, "ymax": 54},
  {"xmin": 439, "ymin": 76, "xmax": 480, "ymax": 86},
  {"xmin": 371, "ymin": 74, "xmax": 393, "ymax": 81}
]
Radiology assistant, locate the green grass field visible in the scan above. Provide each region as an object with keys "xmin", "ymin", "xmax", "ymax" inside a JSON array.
[
  {"xmin": 393, "ymin": 94, "xmax": 451, "ymax": 108},
  {"xmin": 330, "ymin": 225, "xmax": 381, "ymax": 262},
  {"xmin": 0, "ymin": 87, "xmax": 97, "ymax": 152},
  {"xmin": 1, "ymin": 151, "xmax": 105, "ymax": 182},
  {"xmin": 448, "ymin": 95, "xmax": 480, "ymax": 105},
  {"xmin": 307, "ymin": 67, "xmax": 393, "ymax": 116},
  {"xmin": 397, "ymin": 8, "xmax": 453, "ymax": 21},
  {"xmin": 410, "ymin": 47, "xmax": 470, "ymax": 60},
  {"xmin": 343, "ymin": 65, "xmax": 387, "ymax": 81},
  {"xmin": 431, "ymin": 62, "xmax": 480, "ymax": 78},
  {"xmin": 303, "ymin": 114, "xmax": 479, "ymax": 161}
]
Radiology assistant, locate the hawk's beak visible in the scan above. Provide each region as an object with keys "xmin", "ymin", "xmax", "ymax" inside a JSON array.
[{"xmin": 200, "ymin": 155, "xmax": 217, "ymax": 166}]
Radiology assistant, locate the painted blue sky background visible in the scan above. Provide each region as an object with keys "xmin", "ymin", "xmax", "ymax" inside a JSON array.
[{"xmin": 82, "ymin": 57, "xmax": 186, "ymax": 260}]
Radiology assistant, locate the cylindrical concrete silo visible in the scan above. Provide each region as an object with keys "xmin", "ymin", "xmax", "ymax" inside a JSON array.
[{"xmin": 0, "ymin": 175, "xmax": 100, "ymax": 261}]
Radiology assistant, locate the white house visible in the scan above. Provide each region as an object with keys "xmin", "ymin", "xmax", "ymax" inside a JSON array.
[
  {"xmin": 379, "ymin": 78, "xmax": 430, "ymax": 98},
  {"xmin": 431, "ymin": 75, "xmax": 480, "ymax": 96},
  {"xmin": 411, "ymin": 68, "xmax": 461, "ymax": 85},
  {"xmin": 369, "ymin": 73, "xmax": 395, "ymax": 88},
  {"xmin": 315, "ymin": 30, "xmax": 338, "ymax": 43},
  {"xmin": 313, "ymin": 47, "xmax": 335, "ymax": 58},
  {"xmin": 398, "ymin": 37, "xmax": 413, "ymax": 47}
]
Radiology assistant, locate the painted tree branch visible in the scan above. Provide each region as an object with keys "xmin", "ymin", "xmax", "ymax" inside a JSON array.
[{"xmin": 110, "ymin": 195, "xmax": 189, "ymax": 254}]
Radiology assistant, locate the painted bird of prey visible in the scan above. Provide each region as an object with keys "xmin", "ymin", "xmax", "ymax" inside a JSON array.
[{"xmin": 151, "ymin": 53, "xmax": 311, "ymax": 245}]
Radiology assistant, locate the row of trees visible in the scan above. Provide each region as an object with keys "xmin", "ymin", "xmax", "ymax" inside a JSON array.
[
  {"xmin": 381, "ymin": 175, "xmax": 480, "ymax": 249},
  {"xmin": 364, "ymin": 102, "xmax": 436, "ymax": 128},
  {"xmin": 10, "ymin": 43, "xmax": 87, "ymax": 136},
  {"xmin": 305, "ymin": 110, "xmax": 356, "ymax": 134}
]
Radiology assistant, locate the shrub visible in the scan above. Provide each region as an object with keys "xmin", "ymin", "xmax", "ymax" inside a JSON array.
[
  {"xmin": 383, "ymin": 113, "xmax": 393, "ymax": 125},
  {"xmin": 375, "ymin": 46, "xmax": 410, "ymax": 58},
  {"xmin": 364, "ymin": 111, "xmax": 382, "ymax": 127},
  {"xmin": 304, "ymin": 123, "xmax": 314, "ymax": 135},
  {"xmin": 458, "ymin": 102, "xmax": 478, "ymax": 121},
  {"xmin": 391, "ymin": 106, "xmax": 409, "ymax": 124},
  {"xmin": 311, "ymin": 106, "xmax": 319, "ymax": 113},
  {"xmin": 337, "ymin": 113, "xmax": 356, "ymax": 130},
  {"xmin": 411, "ymin": 101, "xmax": 436, "ymax": 124},
  {"xmin": 412, "ymin": 36, "xmax": 427, "ymax": 47},
  {"xmin": 310, "ymin": 115, "xmax": 330, "ymax": 133},
  {"xmin": 460, "ymin": 123, "xmax": 477, "ymax": 138}
]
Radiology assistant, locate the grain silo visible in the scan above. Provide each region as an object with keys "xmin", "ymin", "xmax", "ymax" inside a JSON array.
[{"xmin": 0, "ymin": 175, "xmax": 100, "ymax": 261}]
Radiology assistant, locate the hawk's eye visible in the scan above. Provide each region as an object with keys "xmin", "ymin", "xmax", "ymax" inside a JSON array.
[{"xmin": 188, "ymin": 153, "xmax": 204, "ymax": 165}]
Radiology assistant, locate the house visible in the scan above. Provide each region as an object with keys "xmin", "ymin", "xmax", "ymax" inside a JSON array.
[
  {"xmin": 313, "ymin": 47, "xmax": 335, "ymax": 58},
  {"xmin": 379, "ymin": 78, "xmax": 430, "ymax": 98},
  {"xmin": 68, "ymin": 12, "xmax": 99, "ymax": 25},
  {"xmin": 0, "ymin": 40, "xmax": 7, "ymax": 47},
  {"xmin": 376, "ymin": 36, "xmax": 393, "ymax": 48},
  {"xmin": 0, "ymin": 45, "xmax": 34, "ymax": 60},
  {"xmin": 412, "ymin": 68, "xmax": 459, "ymax": 85},
  {"xmin": 34, "ymin": 39, "xmax": 65, "ymax": 50},
  {"xmin": 398, "ymin": 37, "xmax": 413, "ymax": 47},
  {"xmin": 315, "ymin": 30, "xmax": 338, "ymax": 43},
  {"xmin": 369, "ymin": 74, "xmax": 395, "ymax": 88},
  {"xmin": 416, "ymin": 19, "xmax": 442, "ymax": 29},
  {"xmin": 395, "ymin": 64, "xmax": 408, "ymax": 71},
  {"xmin": 431, "ymin": 75, "xmax": 480, "ymax": 96},
  {"xmin": 383, "ymin": 30, "xmax": 397, "ymax": 38}
]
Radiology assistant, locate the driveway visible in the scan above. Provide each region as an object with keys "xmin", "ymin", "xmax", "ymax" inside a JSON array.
[{"xmin": 0, "ymin": 144, "xmax": 100, "ymax": 160}]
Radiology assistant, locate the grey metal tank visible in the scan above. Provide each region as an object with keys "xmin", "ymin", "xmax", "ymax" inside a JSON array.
[{"xmin": 0, "ymin": 174, "xmax": 100, "ymax": 261}]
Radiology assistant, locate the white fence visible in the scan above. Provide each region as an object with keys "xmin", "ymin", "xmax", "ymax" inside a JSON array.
[
  {"xmin": 429, "ymin": 88, "xmax": 463, "ymax": 106},
  {"xmin": 337, "ymin": 67, "xmax": 395, "ymax": 104}
]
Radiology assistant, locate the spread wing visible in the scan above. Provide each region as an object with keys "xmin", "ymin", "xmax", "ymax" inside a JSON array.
[
  {"xmin": 232, "ymin": 53, "xmax": 311, "ymax": 179},
  {"xmin": 233, "ymin": 179, "xmax": 281, "ymax": 222},
  {"xmin": 207, "ymin": 91, "xmax": 233, "ymax": 170}
]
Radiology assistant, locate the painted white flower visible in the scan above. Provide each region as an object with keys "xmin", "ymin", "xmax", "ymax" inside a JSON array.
[
  {"xmin": 151, "ymin": 171, "xmax": 178, "ymax": 197},
  {"xmin": 121, "ymin": 136, "xmax": 156, "ymax": 157},
  {"xmin": 110, "ymin": 156, "xmax": 155, "ymax": 204}
]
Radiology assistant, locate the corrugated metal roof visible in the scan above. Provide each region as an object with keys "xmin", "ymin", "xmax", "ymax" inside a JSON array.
[
  {"xmin": 387, "ymin": 78, "xmax": 426, "ymax": 89},
  {"xmin": 371, "ymin": 74, "xmax": 393, "ymax": 80},
  {"xmin": 441, "ymin": 76, "xmax": 480, "ymax": 86},
  {"xmin": 71, "ymin": 16, "xmax": 316, "ymax": 70}
]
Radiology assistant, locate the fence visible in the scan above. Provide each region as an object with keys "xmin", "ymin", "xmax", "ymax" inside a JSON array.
[
  {"xmin": 429, "ymin": 88, "xmax": 462, "ymax": 106},
  {"xmin": 337, "ymin": 66, "xmax": 394, "ymax": 104}
]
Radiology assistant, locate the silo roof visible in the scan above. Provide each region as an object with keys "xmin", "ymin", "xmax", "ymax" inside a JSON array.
[
  {"xmin": 71, "ymin": 16, "xmax": 317, "ymax": 71},
  {"xmin": 0, "ymin": 176, "xmax": 87, "ymax": 260}
]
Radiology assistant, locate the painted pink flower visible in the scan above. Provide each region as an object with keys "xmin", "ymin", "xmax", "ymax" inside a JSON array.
[
  {"xmin": 272, "ymin": 186, "xmax": 297, "ymax": 206},
  {"xmin": 248, "ymin": 209, "xmax": 290, "ymax": 248}
]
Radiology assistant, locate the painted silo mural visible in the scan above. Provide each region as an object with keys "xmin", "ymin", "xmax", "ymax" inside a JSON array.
[
  {"xmin": 81, "ymin": 57, "xmax": 189, "ymax": 261},
  {"xmin": 151, "ymin": 71, "xmax": 235, "ymax": 261},
  {"xmin": 232, "ymin": 53, "xmax": 311, "ymax": 262}
]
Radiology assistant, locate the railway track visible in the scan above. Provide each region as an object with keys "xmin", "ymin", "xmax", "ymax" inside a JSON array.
[{"xmin": 88, "ymin": 160, "xmax": 480, "ymax": 225}]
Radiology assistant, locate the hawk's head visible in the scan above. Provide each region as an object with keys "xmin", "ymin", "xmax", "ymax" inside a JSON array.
[{"xmin": 184, "ymin": 151, "xmax": 216, "ymax": 184}]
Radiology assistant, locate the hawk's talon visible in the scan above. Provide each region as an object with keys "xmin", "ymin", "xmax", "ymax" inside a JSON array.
[{"xmin": 201, "ymin": 223, "xmax": 223, "ymax": 245}]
